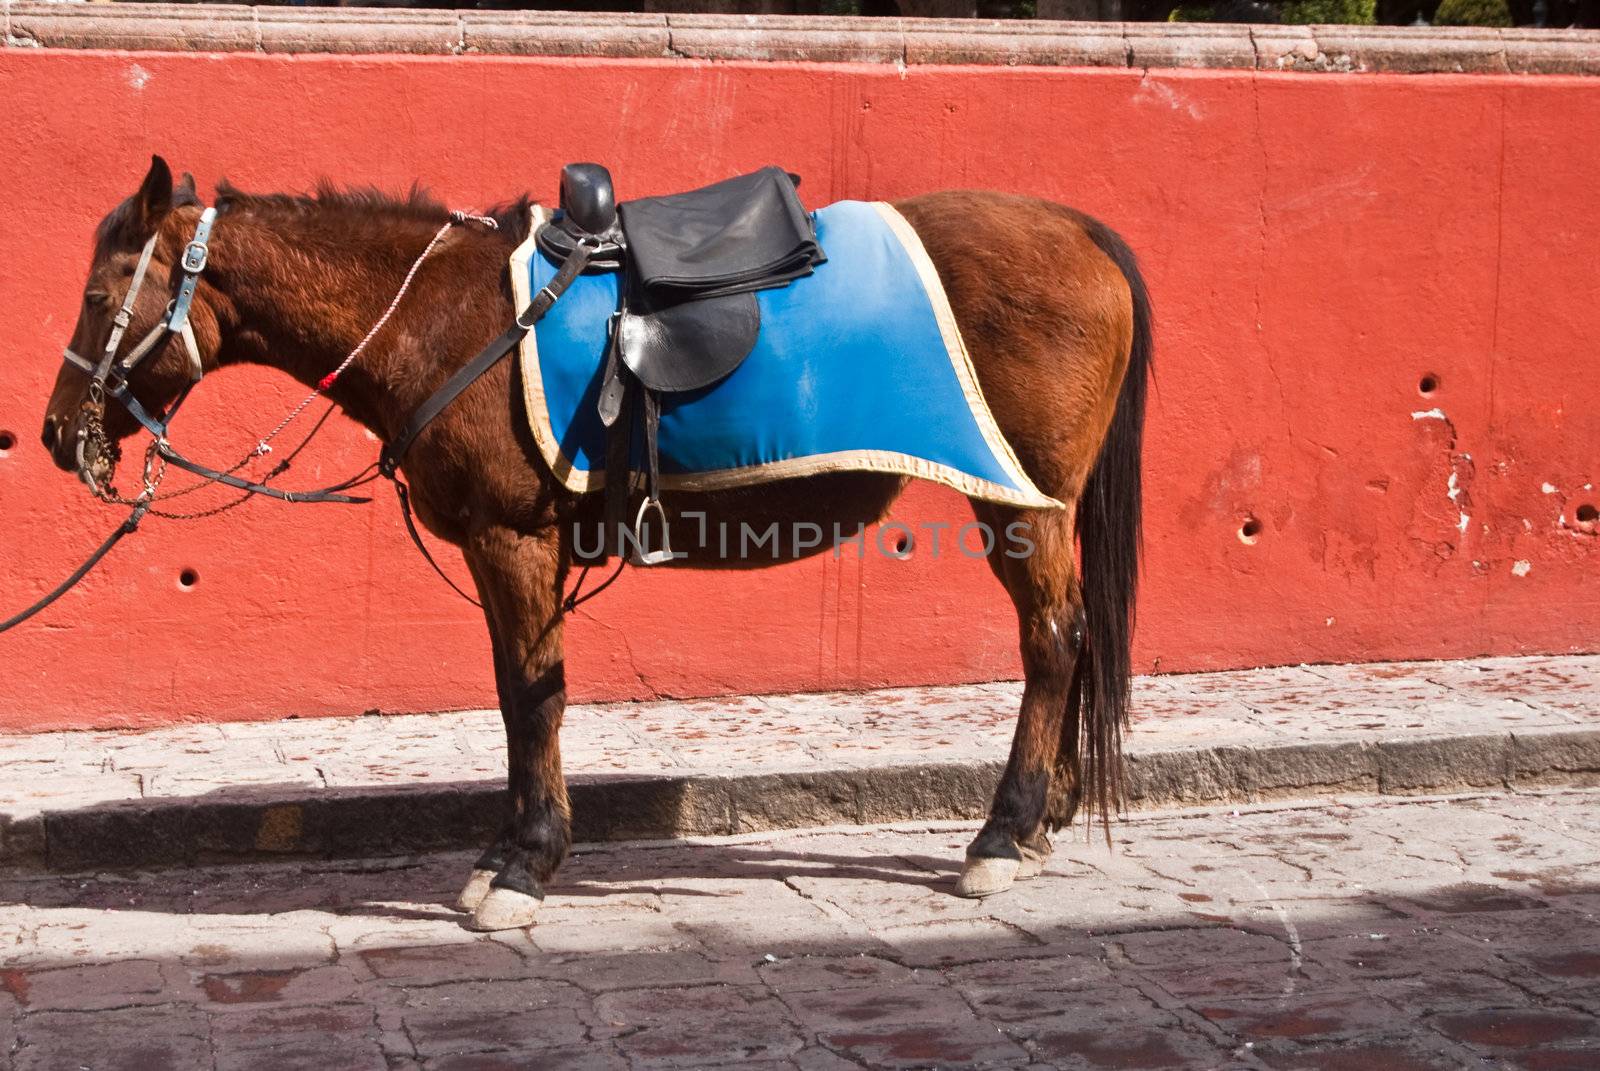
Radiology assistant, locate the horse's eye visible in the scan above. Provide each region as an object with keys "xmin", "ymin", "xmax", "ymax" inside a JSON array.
[{"xmin": 85, "ymin": 292, "xmax": 112, "ymax": 309}]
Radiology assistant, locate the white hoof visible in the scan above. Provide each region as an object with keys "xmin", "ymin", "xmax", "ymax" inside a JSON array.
[
  {"xmin": 955, "ymin": 856, "xmax": 1021, "ymax": 899},
  {"xmin": 467, "ymin": 886, "xmax": 542, "ymax": 931},
  {"xmin": 454, "ymin": 868, "xmax": 497, "ymax": 913}
]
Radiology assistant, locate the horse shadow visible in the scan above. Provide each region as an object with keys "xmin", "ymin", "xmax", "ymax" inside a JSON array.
[{"xmin": 1, "ymin": 772, "xmax": 979, "ymax": 921}]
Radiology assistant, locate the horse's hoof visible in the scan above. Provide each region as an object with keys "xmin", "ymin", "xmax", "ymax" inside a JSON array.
[
  {"xmin": 454, "ymin": 868, "xmax": 497, "ymax": 913},
  {"xmin": 1017, "ymin": 842, "xmax": 1050, "ymax": 881},
  {"xmin": 954, "ymin": 856, "xmax": 1020, "ymax": 899},
  {"xmin": 467, "ymin": 887, "xmax": 542, "ymax": 931}
]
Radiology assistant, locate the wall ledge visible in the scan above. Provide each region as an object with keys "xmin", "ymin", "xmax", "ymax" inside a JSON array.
[{"xmin": 3, "ymin": 2, "xmax": 1599, "ymax": 75}]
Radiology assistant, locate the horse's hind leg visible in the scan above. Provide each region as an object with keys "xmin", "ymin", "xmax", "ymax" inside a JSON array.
[
  {"xmin": 452, "ymin": 525, "xmax": 570, "ymax": 931},
  {"xmin": 956, "ymin": 503, "xmax": 1085, "ymax": 898}
]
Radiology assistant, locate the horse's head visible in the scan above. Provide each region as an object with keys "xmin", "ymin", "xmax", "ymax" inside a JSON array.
[{"xmin": 41, "ymin": 155, "xmax": 208, "ymax": 486}]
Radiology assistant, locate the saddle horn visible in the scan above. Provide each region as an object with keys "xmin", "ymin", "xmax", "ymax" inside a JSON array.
[{"xmin": 560, "ymin": 163, "xmax": 617, "ymax": 236}]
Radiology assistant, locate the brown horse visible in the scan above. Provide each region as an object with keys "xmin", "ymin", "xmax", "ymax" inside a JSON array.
[{"xmin": 40, "ymin": 157, "xmax": 1150, "ymax": 932}]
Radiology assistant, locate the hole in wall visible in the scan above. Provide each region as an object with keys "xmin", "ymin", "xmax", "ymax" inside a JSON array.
[
  {"xmin": 0, "ymin": 430, "xmax": 16, "ymax": 455},
  {"xmin": 1418, "ymin": 374, "xmax": 1440, "ymax": 396},
  {"xmin": 1577, "ymin": 503, "xmax": 1599, "ymax": 525},
  {"xmin": 177, "ymin": 568, "xmax": 200, "ymax": 591},
  {"xmin": 1238, "ymin": 517, "xmax": 1263, "ymax": 545}
]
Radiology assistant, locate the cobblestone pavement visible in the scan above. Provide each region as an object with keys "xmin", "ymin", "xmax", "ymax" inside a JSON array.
[{"xmin": 2, "ymin": 790, "xmax": 1597, "ymax": 1070}]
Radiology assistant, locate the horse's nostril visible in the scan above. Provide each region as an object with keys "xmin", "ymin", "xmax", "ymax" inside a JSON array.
[{"xmin": 42, "ymin": 415, "xmax": 70, "ymax": 456}]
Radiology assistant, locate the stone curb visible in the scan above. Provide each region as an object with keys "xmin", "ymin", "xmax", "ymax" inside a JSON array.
[
  {"xmin": 3, "ymin": 2, "xmax": 1598, "ymax": 75},
  {"xmin": 7, "ymin": 726, "xmax": 1596, "ymax": 873}
]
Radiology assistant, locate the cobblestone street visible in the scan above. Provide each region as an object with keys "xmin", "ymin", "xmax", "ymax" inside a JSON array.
[{"xmin": 2, "ymin": 790, "xmax": 1597, "ymax": 1069}]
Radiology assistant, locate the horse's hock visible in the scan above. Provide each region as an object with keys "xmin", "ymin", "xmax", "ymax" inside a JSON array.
[{"xmin": 2, "ymin": 9, "xmax": 1595, "ymax": 727}]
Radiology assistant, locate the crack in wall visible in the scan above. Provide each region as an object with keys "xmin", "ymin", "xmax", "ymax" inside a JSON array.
[
  {"xmin": 1487, "ymin": 85, "xmax": 1509, "ymax": 455},
  {"xmin": 1409, "ymin": 408, "xmax": 1476, "ymax": 559},
  {"xmin": 579, "ymin": 615, "xmax": 657, "ymax": 697},
  {"xmin": 1249, "ymin": 71, "xmax": 1305, "ymax": 461}
]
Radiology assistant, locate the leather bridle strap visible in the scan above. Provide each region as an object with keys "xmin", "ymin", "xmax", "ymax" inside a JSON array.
[
  {"xmin": 164, "ymin": 206, "xmax": 215, "ymax": 382},
  {"xmin": 156, "ymin": 435, "xmax": 376, "ymax": 504},
  {"xmin": 378, "ymin": 238, "xmax": 594, "ymax": 478},
  {"xmin": 104, "ymin": 380, "xmax": 373, "ymax": 504},
  {"xmin": 375, "ymin": 237, "xmax": 598, "ymax": 609},
  {"xmin": 62, "ymin": 207, "xmax": 216, "ymax": 389},
  {"xmin": 65, "ymin": 205, "xmax": 368, "ymax": 506},
  {"xmin": 59, "ymin": 231, "xmax": 156, "ymax": 379},
  {"xmin": 0, "ymin": 503, "xmax": 148, "ymax": 635}
]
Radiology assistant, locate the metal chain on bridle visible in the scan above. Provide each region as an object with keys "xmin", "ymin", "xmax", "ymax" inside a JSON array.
[{"xmin": 3, "ymin": 201, "xmax": 623, "ymax": 635}]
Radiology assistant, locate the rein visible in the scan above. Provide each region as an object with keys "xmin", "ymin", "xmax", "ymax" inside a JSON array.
[{"xmin": 2, "ymin": 202, "xmax": 612, "ymax": 635}]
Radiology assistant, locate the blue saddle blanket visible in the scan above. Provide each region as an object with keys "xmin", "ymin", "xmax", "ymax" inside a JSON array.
[{"xmin": 509, "ymin": 199, "xmax": 1059, "ymax": 509}]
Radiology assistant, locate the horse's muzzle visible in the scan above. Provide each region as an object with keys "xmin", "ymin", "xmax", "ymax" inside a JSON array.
[{"xmin": 41, "ymin": 413, "xmax": 74, "ymax": 472}]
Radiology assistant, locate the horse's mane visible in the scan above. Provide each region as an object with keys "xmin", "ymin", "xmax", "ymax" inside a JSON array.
[{"xmin": 213, "ymin": 179, "xmax": 535, "ymax": 245}]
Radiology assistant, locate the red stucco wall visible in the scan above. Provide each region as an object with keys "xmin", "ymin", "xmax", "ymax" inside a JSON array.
[{"xmin": 1, "ymin": 49, "xmax": 1596, "ymax": 730}]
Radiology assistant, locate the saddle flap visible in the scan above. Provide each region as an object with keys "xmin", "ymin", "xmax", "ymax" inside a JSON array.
[{"xmin": 617, "ymin": 293, "xmax": 759, "ymax": 394}]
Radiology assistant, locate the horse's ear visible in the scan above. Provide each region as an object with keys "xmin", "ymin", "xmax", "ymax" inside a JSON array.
[
  {"xmin": 132, "ymin": 154, "xmax": 174, "ymax": 235},
  {"xmin": 175, "ymin": 171, "xmax": 199, "ymax": 206}
]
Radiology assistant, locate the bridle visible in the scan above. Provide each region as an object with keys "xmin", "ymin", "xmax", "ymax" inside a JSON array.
[
  {"xmin": 62, "ymin": 205, "xmax": 373, "ymax": 509},
  {"xmin": 62, "ymin": 208, "xmax": 207, "ymax": 500},
  {"xmin": 4, "ymin": 197, "xmax": 614, "ymax": 634},
  {"xmin": 61, "ymin": 208, "xmax": 209, "ymax": 425}
]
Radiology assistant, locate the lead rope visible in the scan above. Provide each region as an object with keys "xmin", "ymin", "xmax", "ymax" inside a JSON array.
[
  {"xmin": 0, "ymin": 503, "xmax": 148, "ymax": 634},
  {"xmin": 145, "ymin": 216, "xmax": 476, "ymax": 512},
  {"xmin": 280, "ymin": 213, "xmax": 487, "ymax": 433}
]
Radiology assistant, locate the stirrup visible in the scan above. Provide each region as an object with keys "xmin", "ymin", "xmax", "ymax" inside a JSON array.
[{"xmin": 631, "ymin": 496, "xmax": 674, "ymax": 566}]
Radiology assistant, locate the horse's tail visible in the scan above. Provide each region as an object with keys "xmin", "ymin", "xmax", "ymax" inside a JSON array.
[{"xmin": 1074, "ymin": 217, "xmax": 1152, "ymax": 833}]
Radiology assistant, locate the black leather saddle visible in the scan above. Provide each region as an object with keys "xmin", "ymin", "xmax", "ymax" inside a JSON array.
[{"xmin": 534, "ymin": 164, "xmax": 826, "ymax": 562}]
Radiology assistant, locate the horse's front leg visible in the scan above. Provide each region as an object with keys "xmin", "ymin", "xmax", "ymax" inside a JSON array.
[
  {"xmin": 453, "ymin": 553, "xmax": 517, "ymax": 915},
  {"xmin": 451, "ymin": 524, "xmax": 569, "ymax": 931}
]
